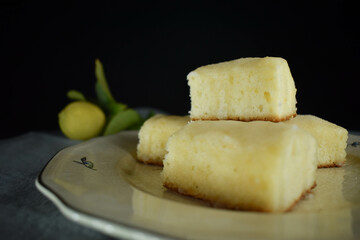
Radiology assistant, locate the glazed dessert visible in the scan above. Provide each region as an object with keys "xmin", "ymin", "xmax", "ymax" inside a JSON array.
[
  {"xmin": 137, "ymin": 114, "xmax": 190, "ymax": 165},
  {"xmin": 162, "ymin": 120, "xmax": 317, "ymax": 212},
  {"xmin": 187, "ymin": 57, "xmax": 297, "ymax": 122},
  {"xmin": 285, "ymin": 114, "xmax": 348, "ymax": 167}
]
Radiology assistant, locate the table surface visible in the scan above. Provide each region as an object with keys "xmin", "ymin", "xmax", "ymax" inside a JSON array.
[{"xmin": 0, "ymin": 131, "xmax": 120, "ymax": 240}]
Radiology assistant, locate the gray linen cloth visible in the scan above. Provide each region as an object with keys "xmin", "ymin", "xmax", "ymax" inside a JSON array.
[
  {"xmin": 0, "ymin": 107, "xmax": 165, "ymax": 240},
  {"xmin": 0, "ymin": 131, "xmax": 117, "ymax": 240}
]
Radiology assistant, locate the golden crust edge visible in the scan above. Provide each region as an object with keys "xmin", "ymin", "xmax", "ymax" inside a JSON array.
[
  {"xmin": 136, "ymin": 157, "xmax": 164, "ymax": 166},
  {"xmin": 163, "ymin": 180, "xmax": 317, "ymax": 213},
  {"xmin": 190, "ymin": 113, "xmax": 297, "ymax": 123},
  {"xmin": 317, "ymin": 159, "xmax": 346, "ymax": 168}
]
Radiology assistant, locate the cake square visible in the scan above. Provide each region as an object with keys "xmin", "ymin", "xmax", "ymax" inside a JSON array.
[
  {"xmin": 187, "ymin": 57, "xmax": 297, "ymax": 122},
  {"xmin": 137, "ymin": 114, "xmax": 189, "ymax": 165},
  {"xmin": 285, "ymin": 114, "xmax": 348, "ymax": 167},
  {"xmin": 162, "ymin": 120, "xmax": 317, "ymax": 212}
]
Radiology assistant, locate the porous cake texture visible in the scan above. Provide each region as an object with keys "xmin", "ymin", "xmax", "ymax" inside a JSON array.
[
  {"xmin": 285, "ymin": 114, "xmax": 348, "ymax": 168},
  {"xmin": 162, "ymin": 120, "xmax": 317, "ymax": 212},
  {"xmin": 187, "ymin": 57, "xmax": 297, "ymax": 122},
  {"xmin": 137, "ymin": 114, "xmax": 189, "ymax": 165}
]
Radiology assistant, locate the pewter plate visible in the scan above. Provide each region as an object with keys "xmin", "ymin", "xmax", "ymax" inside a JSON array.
[{"xmin": 36, "ymin": 130, "xmax": 360, "ymax": 240}]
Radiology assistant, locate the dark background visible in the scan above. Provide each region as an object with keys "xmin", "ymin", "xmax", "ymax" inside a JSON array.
[{"xmin": 1, "ymin": 0, "xmax": 359, "ymax": 139}]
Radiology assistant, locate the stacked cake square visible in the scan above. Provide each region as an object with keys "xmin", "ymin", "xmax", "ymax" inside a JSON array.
[
  {"xmin": 137, "ymin": 57, "xmax": 348, "ymax": 212},
  {"xmin": 187, "ymin": 57, "xmax": 297, "ymax": 122}
]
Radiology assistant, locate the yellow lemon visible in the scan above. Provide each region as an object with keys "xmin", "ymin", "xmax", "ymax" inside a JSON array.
[{"xmin": 58, "ymin": 101, "xmax": 106, "ymax": 140}]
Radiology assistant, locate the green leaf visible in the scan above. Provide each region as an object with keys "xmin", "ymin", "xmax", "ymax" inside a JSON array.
[
  {"xmin": 95, "ymin": 59, "xmax": 115, "ymax": 103},
  {"xmin": 103, "ymin": 109, "xmax": 142, "ymax": 135},
  {"xmin": 95, "ymin": 82, "xmax": 127, "ymax": 116},
  {"xmin": 108, "ymin": 102, "xmax": 127, "ymax": 117},
  {"xmin": 95, "ymin": 59, "xmax": 127, "ymax": 116},
  {"xmin": 95, "ymin": 81, "xmax": 113, "ymax": 112},
  {"xmin": 67, "ymin": 90, "xmax": 86, "ymax": 101}
]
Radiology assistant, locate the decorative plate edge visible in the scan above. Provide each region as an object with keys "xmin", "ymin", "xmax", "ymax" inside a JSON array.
[{"xmin": 35, "ymin": 177, "xmax": 173, "ymax": 240}]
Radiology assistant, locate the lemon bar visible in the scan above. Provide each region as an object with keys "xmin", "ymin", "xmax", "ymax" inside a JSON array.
[
  {"xmin": 187, "ymin": 57, "xmax": 297, "ymax": 122},
  {"xmin": 285, "ymin": 114, "xmax": 348, "ymax": 167},
  {"xmin": 137, "ymin": 114, "xmax": 189, "ymax": 165},
  {"xmin": 162, "ymin": 120, "xmax": 317, "ymax": 212}
]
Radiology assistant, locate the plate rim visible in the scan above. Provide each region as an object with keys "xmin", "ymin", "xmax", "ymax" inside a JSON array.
[
  {"xmin": 35, "ymin": 133, "xmax": 176, "ymax": 240},
  {"xmin": 35, "ymin": 131, "xmax": 360, "ymax": 240}
]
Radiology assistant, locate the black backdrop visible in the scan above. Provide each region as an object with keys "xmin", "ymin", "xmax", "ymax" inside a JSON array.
[{"xmin": 1, "ymin": 0, "xmax": 359, "ymax": 139}]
